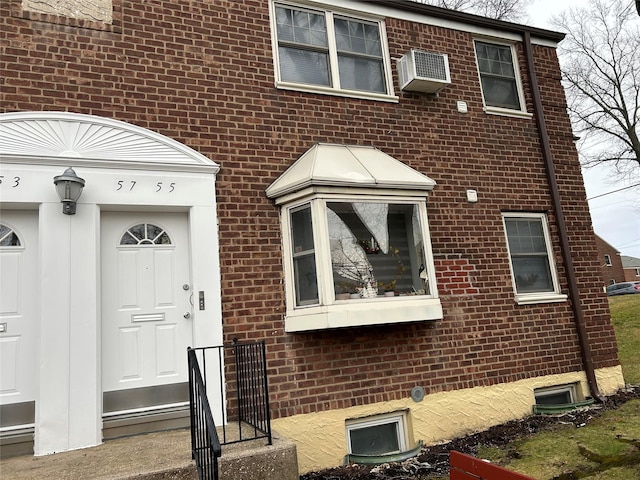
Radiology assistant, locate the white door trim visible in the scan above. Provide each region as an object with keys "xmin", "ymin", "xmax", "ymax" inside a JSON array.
[{"xmin": 0, "ymin": 111, "xmax": 223, "ymax": 455}]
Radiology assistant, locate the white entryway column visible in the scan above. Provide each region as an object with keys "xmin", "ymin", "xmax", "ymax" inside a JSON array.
[
  {"xmin": 35, "ymin": 201, "xmax": 100, "ymax": 455},
  {"xmin": 68, "ymin": 203, "xmax": 100, "ymax": 450}
]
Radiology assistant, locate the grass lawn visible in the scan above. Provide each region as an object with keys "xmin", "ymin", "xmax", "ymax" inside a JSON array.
[
  {"xmin": 478, "ymin": 294, "xmax": 640, "ymax": 480},
  {"xmin": 611, "ymin": 295, "xmax": 640, "ymax": 384}
]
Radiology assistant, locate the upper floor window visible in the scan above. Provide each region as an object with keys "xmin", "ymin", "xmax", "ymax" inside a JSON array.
[
  {"xmin": 502, "ymin": 213, "xmax": 567, "ymax": 305},
  {"xmin": 604, "ymin": 254, "xmax": 612, "ymax": 266},
  {"xmin": 271, "ymin": 2, "xmax": 396, "ymax": 101},
  {"xmin": 474, "ymin": 40, "xmax": 527, "ymax": 116}
]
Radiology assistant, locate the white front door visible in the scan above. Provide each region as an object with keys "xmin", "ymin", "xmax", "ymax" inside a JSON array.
[
  {"xmin": 101, "ymin": 212, "xmax": 193, "ymax": 414},
  {"xmin": 0, "ymin": 211, "xmax": 38, "ymax": 422}
]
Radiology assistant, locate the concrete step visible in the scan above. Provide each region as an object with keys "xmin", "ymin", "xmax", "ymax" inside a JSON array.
[{"xmin": 1, "ymin": 428, "xmax": 298, "ymax": 480}]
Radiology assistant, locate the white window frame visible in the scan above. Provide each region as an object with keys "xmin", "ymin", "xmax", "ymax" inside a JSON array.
[
  {"xmin": 280, "ymin": 194, "xmax": 441, "ymax": 332},
  {"xmin": 269, "ymin": 0, "xmax": 397, "ymax": 102},
  {"xmin": 346, "ymin": 411, "xmax": 409, "ymax": 456},
  {"xmin": 502, "ymin": 212, "xmax": 567, "ymax": 305},
  {"xmin": 604, "ymin": 254, "xmax": 612, "ymax": 266},
  {"xmin": 473, "ymin": 38, "xmax": 530, "ymax": 119}
]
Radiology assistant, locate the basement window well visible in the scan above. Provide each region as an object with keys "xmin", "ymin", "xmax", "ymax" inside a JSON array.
[
  {"xmin": 533, "ymin": 383, "xmax": 593, "ymax": 414},
  {"xmin": 345, "ymin": 411, "xmax": 422, "ymax": 465}
]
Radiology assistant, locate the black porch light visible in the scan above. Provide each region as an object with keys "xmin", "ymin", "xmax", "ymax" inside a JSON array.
[{"xmin": 53, "ymin": 167, "xmax": 85, "ymax": 215}]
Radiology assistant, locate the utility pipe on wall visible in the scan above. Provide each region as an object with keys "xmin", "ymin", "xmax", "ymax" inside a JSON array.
[{"xmin": 522, "ymin": 31, "xmax": 604, "ymax": 402}]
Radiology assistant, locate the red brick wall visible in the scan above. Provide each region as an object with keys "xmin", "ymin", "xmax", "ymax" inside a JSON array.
[
  {"xmin": 595, "ymin": 236, "xmax": 625, "ymax": 285},
  {"xmin": 0, "ymin": 0, "xmax": 620, "ymax": 419}
]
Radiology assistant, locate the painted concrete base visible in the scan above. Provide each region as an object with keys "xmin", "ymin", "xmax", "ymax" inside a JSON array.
[
  {"xmin": 273, "ymin": 366, "xmax": 625, "ymax": 473},
  {"xmin": 218, "ymin": 433, "xmax": 299, "ymax": 480}
]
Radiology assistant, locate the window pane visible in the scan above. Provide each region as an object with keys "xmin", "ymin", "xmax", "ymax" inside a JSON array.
[
  {"xmin": 328, "ymin": 202, "xmax": 429, "ymax": 298},
  {"xmin": 334, "ymin": 18, "xmax": 380, "ymax": 55},
  {"xmin": 120, "ymin": 223, "xmax": 172, "ymax": 246},
  {"xmin": 511, "ymin": 256, "xmax": 553, "ymax": 293},
  {"xmin": 291, "ymin": 206, "xmax": 318, "ymax": 306},
  {"xmin": 291, "ymin": 207, "xmax": 314, "ymax": 252},
  {"xmin": 337, "ymin": 55, "xmax": 385, "ymax": 93},
  {"xmin": 278, "ymin": 46, "xmax": 330, "ymax": 86},
  {"xmin": 293, "ymin": 254, "xmax": 318, "ymax": 305},
  {"xmin": 535, "ymin": 391, "xmax": 572, "ymax": 405},
  {"xmin": 276, "ymin": 6, "xmax": 327, "ymax": 47},
  {"xmin": 0, "ymin": 225, "xmax": 20, "ymax": 246},
  {"xmin": 350, "ymin": 422, "xmax": 400, "ymax": 456},
  {"xmin": 506, "ymin": 219, "xmax": 545, "ymax": 254},
  {"xmin": 480, "ymin": 76, "xmax": 520, "ymax": 110}
]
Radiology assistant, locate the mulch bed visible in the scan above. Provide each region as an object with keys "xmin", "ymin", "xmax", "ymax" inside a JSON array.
[{"xmin": 300, "ymin": 385, "xmax": 640, "ymax": 480}]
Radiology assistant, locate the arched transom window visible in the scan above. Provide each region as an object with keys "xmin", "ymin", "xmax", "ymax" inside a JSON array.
[
  {"xmin": 119, "ymin": 223, "xmax": 172, "ymax": 246},
  {"xmin": 0, "ymin": 224, "xmax": 21, "ymax": 247}
]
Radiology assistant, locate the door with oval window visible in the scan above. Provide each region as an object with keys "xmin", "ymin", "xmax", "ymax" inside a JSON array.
[
  {"xmin": 0, "ymin": 212, "xmax": 38, "ymax": 446},
  {"xmin": 101, "ymin": 212, "xmax": 192, "ymax": 436}
]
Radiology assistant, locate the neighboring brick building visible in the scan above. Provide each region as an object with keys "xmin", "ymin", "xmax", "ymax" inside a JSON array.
[
  {"xmin": 622, "ymin": 255, "xmax": 640, "ymax": 282},
  {"xmin": 0, "ymin": 0, "xmax": 624, "ymax": 472},
  {"xmin": 595, "ymin": 235, "xmax": 625, "ymax": 286}
]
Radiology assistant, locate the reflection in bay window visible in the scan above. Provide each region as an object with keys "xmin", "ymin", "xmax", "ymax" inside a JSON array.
[{"xmin": 327, "ymin": 202, "xmax": 429, "ymax": 299}]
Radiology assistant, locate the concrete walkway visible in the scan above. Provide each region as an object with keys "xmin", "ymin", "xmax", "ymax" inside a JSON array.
[
  {"xmin": 1, "ymin": 428, "xmax": 299, "ymax": 480},
  {"xmin": 0, "ymin": 429, "xmax": 196, "ymax": 480}
]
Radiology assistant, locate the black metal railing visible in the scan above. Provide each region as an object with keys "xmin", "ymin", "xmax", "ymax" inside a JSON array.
[
  {"xmin": 187, "ymin": 340, "xmax": 272, "ymax": 477},
  {"xmin": 233, "ymin": 339, "xmax": 272, "ymax": 445},
  {"xmin": 188, "ymin": 348, "xmax": 221, "ymax": 480}
]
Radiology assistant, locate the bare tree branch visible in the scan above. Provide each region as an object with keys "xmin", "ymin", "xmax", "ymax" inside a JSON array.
[
  {"xmin": 552, "ymin": 0, "xmax": 640, "ymax": 179},
  {"xmin": 410, "ymin": 0, "xmax": 528, "ymax": 21}
]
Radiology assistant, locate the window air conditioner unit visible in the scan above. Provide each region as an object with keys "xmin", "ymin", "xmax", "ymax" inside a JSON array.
[{"xmin": 398, "ymin": 49, "xmax": 451, "ymax": 93}]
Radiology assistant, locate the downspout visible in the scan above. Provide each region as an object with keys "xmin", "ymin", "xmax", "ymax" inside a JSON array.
[{"xmin": 522, "ymin": 32, "xmax": 604, "ymax": 402}]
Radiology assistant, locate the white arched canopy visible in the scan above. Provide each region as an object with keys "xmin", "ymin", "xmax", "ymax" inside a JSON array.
[{"xmin": 0, "ymin": 111, "xmax": 223, "ymax": 456}]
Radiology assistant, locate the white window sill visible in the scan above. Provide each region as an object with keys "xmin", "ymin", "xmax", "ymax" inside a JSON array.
[
  {"xmin": 284, "ymin": 297, "xmax": 443, "ymax": 332},
  {"xmin": 484, "ymin": 106, "xmax": 533, "ymax": 119},
  {"xmin": 275, "ymin": 81, "xmax": 399, "ymax": 103},
  {"xmin": 515, "ymin": 292, "xmax": 568, "ymax": 305}
]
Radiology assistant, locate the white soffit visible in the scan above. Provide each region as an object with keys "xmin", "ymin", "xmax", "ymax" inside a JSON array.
[
  {"xmin": 266, "ymin": 143, "xmax": 436, "ymax": 199},
  {"xmin": 0, "ymin": 111, "xmax": 219, "ymax": 173}
]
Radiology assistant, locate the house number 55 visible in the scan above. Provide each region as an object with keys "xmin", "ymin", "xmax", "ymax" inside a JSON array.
[{"xmin": 155, "ymin": 182, "xmax": 176, "ymax": 192}]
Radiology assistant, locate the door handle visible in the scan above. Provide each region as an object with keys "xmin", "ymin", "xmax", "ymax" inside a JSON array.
[{"xmin": 183, "ymin": 312, "xmax": 191, "ymax": 319}]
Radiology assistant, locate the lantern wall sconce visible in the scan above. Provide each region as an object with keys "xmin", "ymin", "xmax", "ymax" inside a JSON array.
[{"xmin": 53, "ymin": 167, "xmax": 85, "ymax": 215}]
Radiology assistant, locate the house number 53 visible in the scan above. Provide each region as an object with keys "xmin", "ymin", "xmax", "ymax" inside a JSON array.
[{"xmin": 0, "ymin": 176, "xmax": 21, "ymax": 187}]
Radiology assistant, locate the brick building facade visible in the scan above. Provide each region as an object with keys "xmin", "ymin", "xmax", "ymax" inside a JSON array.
[
  {"xmin": 595, "ymin": 235, "xmax": 625, "ymax": 286},
  {"xmin": 0, "ymin": 0, "xmax": 623, "ymax": 472}
]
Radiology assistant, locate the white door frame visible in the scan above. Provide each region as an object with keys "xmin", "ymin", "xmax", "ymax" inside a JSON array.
[{"xmin": 0, "ymin": 111, "xmax": 223, "ymax": 455}]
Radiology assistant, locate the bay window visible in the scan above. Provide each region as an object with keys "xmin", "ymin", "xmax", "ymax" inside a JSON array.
[
  {"xmin": 268, "ymin": 143, "xmax": 441, "ymax": 332},
  {"xmin": 281, "ymin": 196, "xmax": 440, "ymax": 331}
]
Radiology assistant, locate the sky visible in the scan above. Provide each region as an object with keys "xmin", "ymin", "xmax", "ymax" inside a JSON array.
[{"xmin": 525, "ymin": 0, "xmax": 640, "ymax": 259}]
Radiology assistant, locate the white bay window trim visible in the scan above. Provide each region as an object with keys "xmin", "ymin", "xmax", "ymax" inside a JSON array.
[
  {"xmin": 280, "ymin": 195, "xmax": 441, "ymax": 332},
  {"xmin": 269, "ymin": 0, "xmax": 398, "ymax": 102},
  {"xmin": 502, "ymin": 212, "xmax": 567, "ymax": 305}
]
